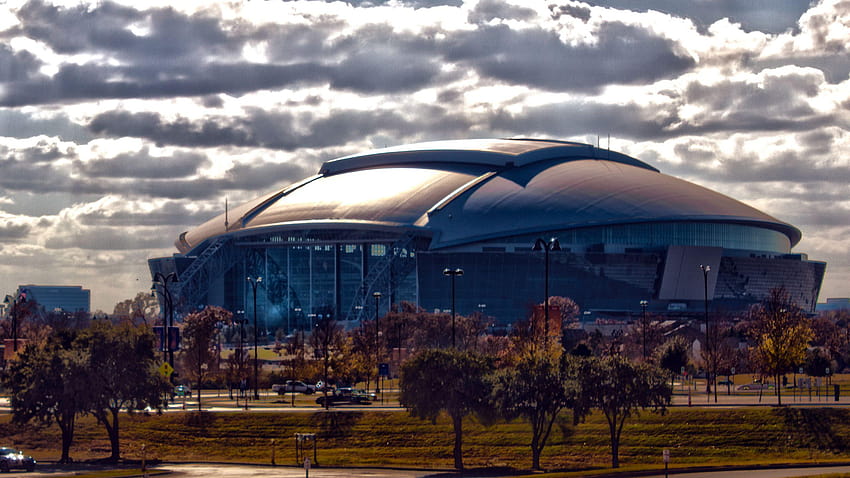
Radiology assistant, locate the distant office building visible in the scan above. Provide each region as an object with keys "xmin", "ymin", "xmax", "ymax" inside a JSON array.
[
  {"xmin": 817, "ymin": 298, "xmax": 850, "ymax": 312},
  {"xmin": 150, "ymin": 138, "xmax": 825, "ymax": 329},
  {"xmin": 18, "ymin": 285, "xmax": 91, "ymax": 313}
]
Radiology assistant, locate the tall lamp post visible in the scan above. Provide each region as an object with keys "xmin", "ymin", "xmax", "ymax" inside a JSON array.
[
  {"xmin": 442, "ymin": 268, "xmax": 464, "ymax": 348},
  {"xmin": 373, "ymin": 292, "xmax": 382, "ymax": 396},
  {"xmin": 151, "ymin": 272, "xmax": 178, "ymax": 367},
  {"xmin": 533, "ymin": 237, "xmax": 561, "ymax": 345},
  {"xmin": 247, "ymin": 276, "xmax": 263, "ymax": 400},
  {"xmin": 699, "ymin": 264, "xmax": 712, "ymax": 400},
  {"xmin": 639, "ymin": 300, "xmax": 649, "ymax": 360}
]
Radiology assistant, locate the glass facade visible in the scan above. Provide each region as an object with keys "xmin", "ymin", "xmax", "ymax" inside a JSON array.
[
  {"xmin": 500, "ymin": 222, "xmax": 791, "ymax": 254},
  {"xmin": 234, "ymin": 232, "xmax": 422, "ymax": 332},
  {"xmin": 166, "ymin": 222, "xmax": 819, "ymax": 330}
]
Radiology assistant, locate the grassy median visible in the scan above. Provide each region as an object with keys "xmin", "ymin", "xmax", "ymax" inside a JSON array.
[{"xmin": 1, "ymin": 407, "xmax": 850, "ymax": 473}]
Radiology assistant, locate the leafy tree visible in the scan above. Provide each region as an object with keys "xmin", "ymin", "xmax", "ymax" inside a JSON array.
[
  {"xmin": 655, "ymin": 336, "xmax": 690, "ymax": 386},
  {"xmin": 572, "ymin": 355, "xmax": 672, "ymax": 468},
  {"xmin": 400, "ymin": 348, "xmax": 493, "ymax": 470},
  {"xmin": 181, "ymin": 306, "xmax": 232, "ymax": 410},
  {"xmin": 3, "ymin": 333, "xmax": 89, "ymax": 463},
  {"xmin": 76, "ymin": 321, "xmax": 171, "ymax": 460},
  {"xmin": 804, "ymin": 347, "xmax": 832, "ymax": 377},
  {"xmin": 491, "ymin": 352, "xmax": 576, "ymax": 470},
  {"xmin": 749, "ymin": 287, "xmax": 813, "ymax": 406}
]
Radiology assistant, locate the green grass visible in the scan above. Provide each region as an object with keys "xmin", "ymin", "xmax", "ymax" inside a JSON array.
[{"xmin": 2, "ymin": 408, "xmax": 850, "ymax": 473}]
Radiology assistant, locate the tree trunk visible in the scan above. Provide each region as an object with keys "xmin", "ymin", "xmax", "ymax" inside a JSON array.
[
  {"xmin": 108, "ymin": 409, "xmax": 121, "ymax": 461},
  {"xmin": 610, "ymin": 429, "xmax": 619, "ymax": 468},
  {"xmin": 776, "ymin": 373, "xmax": 783, "ymax": 406},
  {"xmin": 58, "ymin": 416, "xmax": 75, "ymax": 464},
  {"xmin": 532, "ymin": 443, "xmax": 541, "ymax": 470},
  {"xmin": 451, "ymin": 412, "xmax": 464, "ymax": 470}
]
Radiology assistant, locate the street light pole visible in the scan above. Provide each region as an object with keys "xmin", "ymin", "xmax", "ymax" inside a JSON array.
[
  {"xmin": 442, "ymin": 268, "xmax": 464, "ymax": 348},
  {"xmin": 699, "ymin": 264, "xmax": 712, "ymax": 401},
  {"xmin": 640, "ymin": 300, "xmax": 649, "ymax": 360},
  {"xmin": 373, "ymin": 291, "xmax": 382, "ymax": 396},
  {"xmin": 247, "ymin": 276, "xmax": 263, "ymax": 400},
  {"xmin": 533, "ymin": 238, "xmax": 561, "ymax": 346}
]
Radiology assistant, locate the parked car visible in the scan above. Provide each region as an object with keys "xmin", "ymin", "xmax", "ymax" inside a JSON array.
[
  {"xmin": 173, "ymin": 385, "xmax": 192, "ymax": 397},
  {"xmin": 315, "ymin": 387, "xmax": 375, "ymax": 406},
  {"xmin": 738, "ymin": 382, "xmax": 774, "ymax": 391},
  {"xmin": 272, "ymin": 380, "xmax": 316, "ymax": 395},
  {"xmin": 0, "ymin": 447, "xmax": 36, "ymax": 472}
]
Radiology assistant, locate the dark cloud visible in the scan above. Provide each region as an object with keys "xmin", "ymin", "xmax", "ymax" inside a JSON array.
[
  {"xmin": 0, "ymin": 221, "xmax": 30, "ymax": 240},
  {"xmin": 667, "ymin": 137, "xmax": 850, "ymax": 186},
  {"xmin": 12, "ymin": 0, "xmax": 242, "ymax": 62},
  {"xmin": 78, "ymin": 201, "xmax": 213, "ymax": 227},
  {"xmin": 583, "ymin": 0, "xmax": 812, "ymax": 34},
  {"xmin": 684, "ymin": 71, "xmax": 820, "ymax": 117},
  {"xmin": 443, "ymin": 22, "xmax": 695, "ymax": 92},
  {"xmin": 224, "ymin": 161, "xmax": 312, "ymax": 191},
  {"xmin": 88, "ymin": 110, "xmax": 260, "ymax": 148},
  {"xmin": 549, "ymin": 3, "xmax": 592, "ymax": 22},
  {"xmin": 87, "ymin": 107, "xmax": 425, "ymax": 151},
  {"xmin": 330, "ymin": 48, "xmax": 444, "ymax": 93},
  {"xmin": 468, "ymin": 0, "xmax": 537, "ymax": 24},
  {"xmin": 488, "ymin": 99, "xmax": 678, "ymax": 141},
  {"xmin": 0, "ymin": 44, "xmax": 41, "ymax": 82},
  {"xmin": 0, "ymin": 140, "xmax": 72, "ymax": 163},
  {"xmin": 75, "ymin": 149, "xmax": 210, "ymax": 179},
  {"xmin": 44, "ymin": 227, "xmax": 172, "ymax": 250},
  {"xmin": 0, "ymin": 62, "xmax": 333, "ymax": 107},
  {"xmin": 0, "ymin": 109, "xmax": 93, "ymax": 142},
  {"xmin": 0, "ymin": 157, "xmax": 92, "ymax": 194}
]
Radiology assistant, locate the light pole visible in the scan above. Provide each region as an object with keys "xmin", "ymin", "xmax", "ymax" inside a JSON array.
[
  {"xmin": 640, "ymin": 300, "xmax": 649, "ymax": 360},
  {"xmin": 151, "ymin": 272, "xmax": 178, "ymax": 368},
  {"xmin": 442, "ymin": 268, "xmax": 464, "ymax": 348},
  {"xmin": 699, "ymin": 264, "xmax": 712, "ymax": 400},
  {"xmin": 533, "ymin": 237, "xmax": 561, "ymax": 345},
  {"xmin": 247, "ymin": 276, "xmax": 263, "ymax": 400},
  {"xmin": 373, "ymin": 291, "xmax": 382, "ymax": 396}
]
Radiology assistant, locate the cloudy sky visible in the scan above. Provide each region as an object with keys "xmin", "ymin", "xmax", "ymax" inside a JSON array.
[{"xmin": 0, "ymin": 0, "xmax": 848, "ymax": 313}]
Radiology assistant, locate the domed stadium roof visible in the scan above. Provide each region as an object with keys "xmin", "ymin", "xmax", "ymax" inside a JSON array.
[{"xmin": 177, "ymin": 138, "xmax": 800, "ymax": 253}]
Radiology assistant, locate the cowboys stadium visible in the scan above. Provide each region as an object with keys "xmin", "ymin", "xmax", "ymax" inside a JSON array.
[{"xmin": 148, "ymin": 138, "xmax": 825, "ymax": 331}]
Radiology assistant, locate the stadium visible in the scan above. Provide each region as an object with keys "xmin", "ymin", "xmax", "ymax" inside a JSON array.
[{"xmin": 149, "ymin": 138, "xmax": 825, "ymax": 331}]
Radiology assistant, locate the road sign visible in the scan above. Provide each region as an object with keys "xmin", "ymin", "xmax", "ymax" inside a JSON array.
[
  {"xmin": 663, "ymin": 449, "xmax": 670, "ymax": 463},
  {"xmin": 159, "ymin": 362, "xmax": 174, "ymax": 377},
  {"xmin": 379, "ymin": 363, "xmax": 390, "ymax": 377}
]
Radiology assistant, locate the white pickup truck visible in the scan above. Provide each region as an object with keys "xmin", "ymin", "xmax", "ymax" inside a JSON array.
[{"xmin": 272, "ymin": 380, "xmax": 316, "ymax": 395}]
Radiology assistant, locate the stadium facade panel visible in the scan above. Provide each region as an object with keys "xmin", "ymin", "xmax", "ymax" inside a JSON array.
[{"xmin": 149, "ymin": 139, "xmax": 825, "ymax": 330}]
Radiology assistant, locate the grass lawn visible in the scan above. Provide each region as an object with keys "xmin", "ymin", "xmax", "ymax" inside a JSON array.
[{"xmin": 1, "ymin": 407, "xmax": 850, "ymax": 473}]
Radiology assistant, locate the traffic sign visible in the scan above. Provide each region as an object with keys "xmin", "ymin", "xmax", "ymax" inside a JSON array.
[{"xmin": 159, "ymin": 362, "xmax": 174, "ymax": 377}]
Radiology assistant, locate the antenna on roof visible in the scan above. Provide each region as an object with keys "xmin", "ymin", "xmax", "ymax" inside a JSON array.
[{"xmin": 225, "ymin": 197, "xmax": 229, "ymax": 229}]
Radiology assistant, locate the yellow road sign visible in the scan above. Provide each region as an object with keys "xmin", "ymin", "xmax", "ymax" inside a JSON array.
[{"xmin": 159, "ymin": 362, "xmax": 174, "ymax": 377}]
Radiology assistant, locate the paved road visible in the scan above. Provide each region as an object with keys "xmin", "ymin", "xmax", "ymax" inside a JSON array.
[
  {"xmin": 165, "ymin": 463, "xmax": 433, "ymax": 477},
  {"xmin": 642, "ymin": 464, "xmax": 850, "ymax": 478}
]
